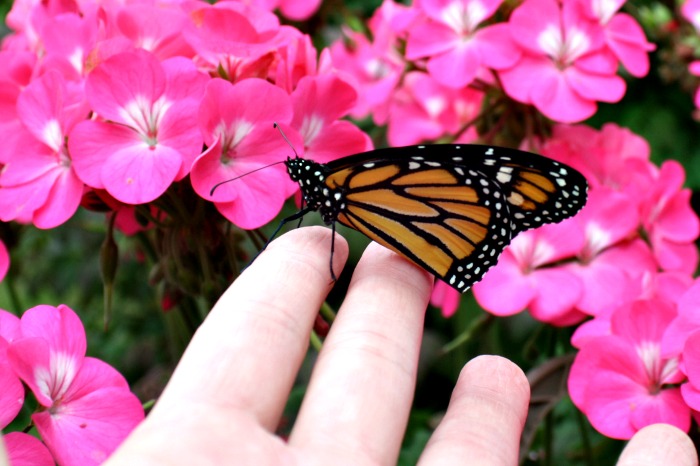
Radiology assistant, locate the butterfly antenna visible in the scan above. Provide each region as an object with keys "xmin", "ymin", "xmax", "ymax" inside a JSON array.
[
  {"xmin": 273, "ymin": 122, "xmax": 299, "ymax": 158},
  {"xmin": 209, "ymin": 161, "xmax": 285, "ymax": 196}
]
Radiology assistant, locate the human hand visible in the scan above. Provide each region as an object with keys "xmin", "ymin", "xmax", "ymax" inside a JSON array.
[{"xmin": 104, "ymin": 227, "xmax": 698, "ymax": 466}]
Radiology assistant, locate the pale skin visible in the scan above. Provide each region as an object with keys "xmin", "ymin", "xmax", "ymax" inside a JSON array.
[{"xmin": 93, "ymin": 227, "xmax": 696, "ymax": 466}]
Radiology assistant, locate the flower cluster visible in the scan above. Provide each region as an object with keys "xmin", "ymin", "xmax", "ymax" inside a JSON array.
[
  {"xmin": 331, "ymin": 0, "xmax": 654, "ymax": 141},
  {"xmin": 0, "ymin": 0, "xmax": 370, "ymax": 231},
  {"xmin": 0, "ymin": 305, "xmax": 144, "ymax": 465}
]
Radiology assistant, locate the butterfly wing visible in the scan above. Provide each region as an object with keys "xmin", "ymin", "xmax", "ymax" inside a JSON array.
[{"xmin": 320, "ymin": 145, "xmax": 587, "ymax": 293}]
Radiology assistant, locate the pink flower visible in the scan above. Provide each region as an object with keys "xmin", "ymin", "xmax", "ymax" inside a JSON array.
[
  {"xmin": 251, "ymin": 0, "xmax": 322, "ymax": 21},
  {"xmin": 329, "ymin": 25, "xmax": 405, "ymax": 124},
  {"xmin": 183, "ymin": 3, "xmax": 289, "ymax": 82},
  {"xmin": 0, "ymin": 70, "xmax": 88, "ymax": 228},
  {"xmin": 568, "ymin": 299, "xmax": 691, "ymax": 440},
  {"xmin": 290, "ymin": 74, "xmax": 372, "ymax": 164},
  {"xmin": 540, "ymin": 123, "xmax": 652, "ymax": 195},
  {"xmin": 3, "ymin": 432, "xmax": 54, "ymax": 466},
  {"xmin": 430, "ymin": 281, "xmax": 460, "ymax": 318},
  {"xmin": 565, "ymin": 188, "xmax": 655, "ymax": 316},
  {"xmin": 406, "ymin": 0, "xmax": 519, "ymax": 88},
  {"xmin": 574, "ymin": 0, "xmax": 655, "ymax": 77},
  {"xmin": 0, "ymin": 50, "xmax": 36, "ymax": 165},
  {"xmin": 69, "ymin": 50, "xmax": 208, "ymax": 205},
  {"xmin": 638, "ymin": 161, "xmax": 700, "ymax": 274},
  {"xmin": 113, "ymin": 3, "xmax": 193, "ymax": 60},
  {"xmin": 680, "ymin": 331, "xmax": 700, "ymax": 411},
  {"xmin": 498, "ymin": 0, "xmax": 625, "ymax": 123},
  {"xmin": 387, "ymin": 71, "xmax": 483, "ymax": 146},
  {"xmin": 7, "ymin": 304, "xmax": 144, "ymax": 466},
  {"xmin": 191, "ymin": 78, "xmax": 299, "ymax": 229},
  {"xmin": 0, "ymin": 240, "xmax": 8, "ymax": 283},
  {"xmin": 473, "ymin": 219, "xmax": 586, "ymax": 325},
  {"xmin": 0, "ymin": 310, "xmax": 22, "ymax": 430}
]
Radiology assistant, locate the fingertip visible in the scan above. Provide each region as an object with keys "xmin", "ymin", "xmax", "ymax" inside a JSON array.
[
  {"xmin": 418, "ymin": 355, "xmax": 529, "ymax": 465},
  {"xmin": 619, "ymin": 424, "xmax": 698, "ymax": 466}
]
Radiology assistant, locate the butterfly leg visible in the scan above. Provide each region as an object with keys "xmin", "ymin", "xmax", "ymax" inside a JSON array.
[
  {"xmin": 245, "ymin": 207, "xmax": 312, "ymax": 269},
  {"xmin": 329, "ymin": 222, "xmax": 338, "ymax": 283}
]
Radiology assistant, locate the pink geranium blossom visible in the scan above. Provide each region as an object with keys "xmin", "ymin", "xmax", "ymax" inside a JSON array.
[
  {"xmin": 0, "ymin": 240, "xmax": 8, "ymax": 283},
  {"xmin": 680, "ymin": 331, "xmax": 700, "ymax": 411},
  {"xmin": 329, "ymin": 24, "xmax": 405, "ymax": 124},
  {"xmin": 568, "ymin": 299, "xmax": 690, "ymax": 439},
  {"xmin": 574, "ymin": 0, "xmax": 655, "ymax": 77},
  {"xmin": 387, "ymin": 71, "xmax": 482, "ymax": 146},
  {"xmin": 0, "ymin": 70, "xmax": 88, "ymax": 228},
  {"xmin": 498, "ymin": 0, "xmax": 625, "ymax": 123},
  {"xmin": 69, "ymin": 50, "xmax": 208, "ymax": 205},
  {"xmin": 7, "ymin": 304, "xmax": 144, "ymax": 466},
  {"xmin": 0, "ymin": 310, "xmax": 22, "ymax": 430},
  {"xmin": 290, "ymin": 74, "xmax": 372, "ymax": 163},
  {"xmin": 406, "ymin": 0, "xmax": 519, "ymax": 88},
  {"xmin": 3, "ymin": 432, "xmax": 54, "ymax": 466},
  {"xmin": 191, "ymin": 78, "xmax": 299, "ymax": 229},
  {"xmin": 430, "ymin": 280, "xmax": 461, "ymax": 318},
  {"xmin": 473, "ymin": 219, "xmax": 586, "ymax": 325},
  {"xmin": 638, "ymin": 161, "xmax": 700, "ymax": 274}
]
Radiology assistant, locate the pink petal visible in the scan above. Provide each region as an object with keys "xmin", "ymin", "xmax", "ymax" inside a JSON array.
[
  {"xmin": 3, "ymin": 432, "xmax": 54, "ymax": 466},
  {"xmin": 565, "ymin": 66, "xmax": 626, "ymax": 102},
  {"xmin": 63, "ymin": 357, "xmax": 131, "ymax": 401},
  {"xmin": 215, "ymin": 169, "xmax": 291, "ymax": 230},
  {"xmin": 528, "ymin": 268, "xmax": 585, "ymax": 325},
  {"xmin": 655, "ymin": 190, "xmax": 699, "ymax": 243},
  {"xmin": 0, "ymin": 361, "xmax": 24, "ymax": 429},
  {"xmin": 85, "ymin": 50, "xmax": 166, "ymax": 125},
  {"xmin": 160, "ymin": 56, "xmax": 208, "ymax": 103},
  {"xmin": 0, "ymin": 178, "xmax": 52, "ymax": 224},
  {"xmin": 305, "ymin": 120, "xmax": 372, "ymax": 164},
  {"xmin": 292, "ymin": 75, "xmax": 359, "ymax": 129},
  {"xmin": 653, "ymin": 240, "xmax": 699, "ymax": 275},
  {"xmin": 33, "ymin": 386, "xmax": 144, "ymax": 466},
  {"xmin": 0, "ymin": 310, "xmax": 20, "ymax": 342},
  {"xmin": 0, "ymin": 242, "xmax": 8, "ymax": 286},
  {"xmin": 69, "ymin": 120, "xmax": 138, "ymax": 190},
  {"xmin": 426, "ymin": 42, "xmax": 481, "ymax": 88},
  {"xmin": 606, "ymin": 13, "xmax": 654, "ymax": 78},
  {"xmin": 101, "ymin": 143, "xmax": 182, "ymax": 204},
  {"xmin": 629, "ymin": 388, "xmax": 691, "ymax": 434},
  {"xmin": 405, "ymin": 21, "xmax": 456, "ymax": 60},
  {"xmin": 198, "ymin": 78, "xmax": 293, "ymax": 146},
  {"xmin": 509, "ymin": 0, "xmax": 561, "ymax": 56},
  {"xmin": 497, "ymin": 55, "xmax": 543, "ymax": 104},
  {"xmin": 279, "ymin": 0, "xmax": 322, "ymax": 20},
  {"xmin": 154, "ymin": 99, "xmax": 203, "ymax": 180},
  {"xmin": 8, "ymin": 305, "xmax": 86, "ymax": 406},
  {"xmin": 32, "ymin": 167, "xmax": 84, "ymax": 229},
  {"xmin": 530, "ymin": 66, "xmax": 597, "ymax": 123},
  {"xmin": 474, "ymin": 23, "xmax": 522, "ymax": 70},
  {"xmin": 430, "ymin": 281, "xmax": 461, "ymax": 318},
  {"xmin": 473, "ymin": 250, "xmax": 536, "ymax": 316}
]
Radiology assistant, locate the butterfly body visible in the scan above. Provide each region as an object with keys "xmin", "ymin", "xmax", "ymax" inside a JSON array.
[{"xmin": 284, "ymin": 144, "xmax": 587, "ymax": 293}]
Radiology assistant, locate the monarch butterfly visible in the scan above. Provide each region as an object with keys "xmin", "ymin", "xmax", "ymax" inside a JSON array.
[{"xmin": 268, "ymin": 143, "xmax": 588, "ymax": 293}]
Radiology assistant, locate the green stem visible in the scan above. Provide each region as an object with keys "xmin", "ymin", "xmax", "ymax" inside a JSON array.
[
  {"xmin": 309, "ymin": 330, "xmax": 323, "ymax": 352},
  {"xmin": 441, "ymin": 312, "xmax": 492, "ymax": 354},
  {"xmin": 3, "ymin": 269, "xmax": 22, "ymax": 314},
  {"xmin": 319, "ymin": 301, "xmax": 336, "ymax": 323}
]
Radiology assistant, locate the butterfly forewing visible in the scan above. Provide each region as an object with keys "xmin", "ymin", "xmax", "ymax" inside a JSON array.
[{"xmin": 286, "ymin": 144, "xmax": 588, "ymax": 293}]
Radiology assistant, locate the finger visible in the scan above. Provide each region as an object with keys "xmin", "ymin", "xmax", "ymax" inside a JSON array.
[
  {"xmin": 617, "ymin": 424, "xmax": 698, "ymax": 466},
  {"xmin": 153, "ymin": 226, "xmax": 348, "ymax": 430},
  {"xmin": 417, "ymin": 355, "xmax": 530, "ymax": 466},
  {"xmin": 290, "ymin": 241, "xmax": 433, "ymax": 465}
]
